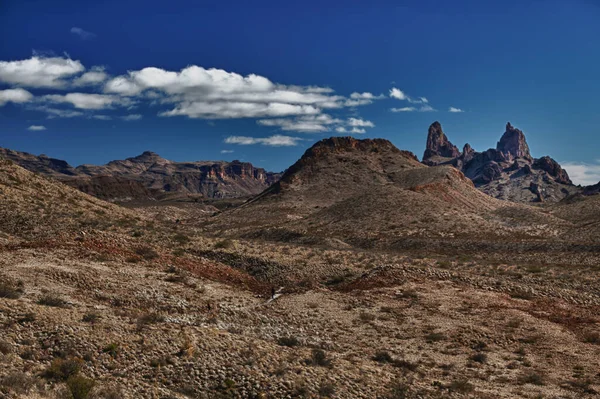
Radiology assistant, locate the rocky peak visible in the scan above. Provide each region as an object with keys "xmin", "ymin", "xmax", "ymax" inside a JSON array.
[
  {"xmin": 423, "ymin": 121, "xmax": 460, "ymax": 162},
  {"xmin": 130, "ymin": 151, "xmax": 165, "ymax": 163},
  {"xmin": 532, "ymin": 156, "xmax": 572, "ymax": 185},
  {"xmin": 496, "ymin": 122, "xmax": 531, "ymax": 160}
]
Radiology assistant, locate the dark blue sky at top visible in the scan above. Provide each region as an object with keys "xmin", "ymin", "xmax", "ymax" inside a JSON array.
[{"xmin": 1, "ymin": 0, "xmax": 600, "ymax": 182}]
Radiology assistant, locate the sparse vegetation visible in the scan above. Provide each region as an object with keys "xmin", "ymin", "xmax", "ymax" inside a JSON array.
[
  {"xmin": 277, "ymin": 336, "xmax": 300, "ymax": 347},
  {"xmin": 38, "ymin": 292, "xmax": 68, "ymax": 307}
]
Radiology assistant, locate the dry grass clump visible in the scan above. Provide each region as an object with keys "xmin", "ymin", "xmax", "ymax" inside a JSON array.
[
  {"xmin": 38, "ymin": 292, "xmax": 68, "ymax": 308},
  {"xmin": 0, "ymin": 276, "xmax": 23, "ymax": 299}
]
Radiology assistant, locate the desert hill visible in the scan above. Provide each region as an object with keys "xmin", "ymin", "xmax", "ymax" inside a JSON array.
[
  {"xmin": 0, "ymin": 147, "xmax": 280, "ymax": 202},
  {"xmin": 209, "ymin": 137, "xmax": 567, "ymax": 248},
  {"xmin": 0, "ymin": 159, "xmax": 140, "ymax": 242},
  {"xmin": 422, "ymin": 122, "xmax": 579, "ymax": 203}
]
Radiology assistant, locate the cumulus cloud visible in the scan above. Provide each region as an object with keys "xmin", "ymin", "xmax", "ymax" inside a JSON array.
[
  {"xmin": 389, "ymin": 87, "xmax": 407, "ymax": 100},
  {"xmin": 0, "ymin": 88, "xmax": 33, "ymax": 106},
  {"xmin": 348, "ymin": 117, "xmax": 374, "ymax": 128},
  {"xmin": 257, "ymin": 115, "xmax": 374, "ymax": 133},
  {"xmin": 221, "ymin": 149, "xmax": 234, "ymax": 154},
  {"xmin": 43, "ymin": 93, "xmax": 134, "ymax": 109},
  {"xmin": 408, "ymin": 97, "xmax": 428, "ymax": 104},
  {"xmin": 0, "ymin": 56, "xmax": 85, "ymax": 88},
  {"xmin": 562, "ymin": 162, "xmax": 600, "ymax": 186},
  {"xmin": 73, "ymin": 67, "xmax": 108, "ymax": 87},
  {"xmin": 91, "ymin": 115, "xmax": 111, "ymax": 120},
  {"xmin": 70, "ymin": 27, "xmax": 96, "ymax": 40},
  {"xmin": 27, "ymin": 125, "xmax": 46, "ymax": 131},
  {"xmin": 225, "ymin": 135, "xmax": 303, "ymax": 147},
  {"xmin": 449, "ymin": 107, "xmax": 464, "ymax": 113},
  {"xmin": 104, "ymin": 65, "xmax": 376, "ymax": 120}
]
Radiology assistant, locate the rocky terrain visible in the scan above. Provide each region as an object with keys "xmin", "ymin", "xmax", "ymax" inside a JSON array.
[
  {"xmin": 0, "ymin": 148, "xmax": 280, "ymax": 202},
  {"xmin": 1, "ymin": 138, "xmax": 600, "ymax": 399},
  {"xmin": 422, "ymin": 122, "xmax": 579, "ymax": 203}
]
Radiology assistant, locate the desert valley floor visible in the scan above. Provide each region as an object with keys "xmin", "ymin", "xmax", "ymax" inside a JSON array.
[{"xmin": 1, "ymin": 136, "xmax": 600, "ymax": 399}]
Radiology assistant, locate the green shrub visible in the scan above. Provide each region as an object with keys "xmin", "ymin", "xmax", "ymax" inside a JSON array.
[
  {"xmin": 102, "ymin": 343, "xmax": 119, "ymax": 358},
  {"xmin": 44, "ymin": 357, "xmax": 83, "ymax": 381},
  {"xmin": 67, "ymin": 375, "xmax": 96, "ymax": 399}
]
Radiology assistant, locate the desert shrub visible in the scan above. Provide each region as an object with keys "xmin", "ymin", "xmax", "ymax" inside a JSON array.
[
  {"xmin": 396, "ymin": 289, "xmax": 419, "ymax": 300},
  {"xmin": 0, "ymin": 372, "xmax": 37, "ymax": 395},
  {"xmin": 44, "ymin": 357, "xmax": 83, "ymax": 380},
  {"xmin": 447, "ymin": 379, "xmax": 474, "ymax": 393},
  {"xmin": 214, "ymin": 239, "xmax": 233, "ymax": 249},
  {"xmin": 509, "ymin": 289, "xmax": 534, "ymax": 300},
  {"xmin": 359, "ymin": 312, "xmax": 376, "ymax": 322},
  {"xmin": 102, "ymin": 343, "xmax": 119, "ymax": 358},
  {"xmin": 318, "ymin": 382, "xmax": 336, "ymax": 397},
  {"xmin": 470, "ymin": 352, "xmax": 488, "ymax": 363},
  {"xmin": 307, "ymin": 349, "xmax": 332, "ymax": 368},
  {"xmin": 82, "ymin": 312, "xmax": 101, "ymax": 324},
  {"xmin": 425, "ymin": 332, "xmax": 445, "ymax": 343},
  {"xmin": 373, "ymin": 351, "xmax": 393, "ymax": 363},
  {"xmin": 392, "ymin": 359, "xmax": 419, "ymax": 372},
  {"xmin": 137, "ymin": 312, "xmax": 165, "ymax": 326},
  {"xmin": 135, "ymin": 246, "xmax": 159, "ymax": 260},
  {"xmin": 0, "ymin": 340, "xmax": 12, "ymax": 355},
  {"xmin": 583, "ymin": 331, "xmax": 600, "ymax": 345},
  {"xmin": 89, "ymin": 385, "xmax": 125, "ymax": 399},
  {"xmin": 38, "ymin": 292, "xmax": 68, "ymax": 308},
  {"xmin": 384, "ymin": 380, "xmax": 413, "ymax": 399},
  {"xmin": 277, "ymin": 336, "xmax": 299, "ymax": 347},
  {"xmin": 519, "ymin": 371, "xmax": 545, "ymax": 386},
  {"xmin": 173, "ymin": 233, "xmax": 190, "ymax": 244},
  {"xmin": 125, "ymin": 256, "xmax": 141, "ymax": 263},
  {"xmin": 67, "ymin": 375, "xmax": 96, "ymax": 399},
  {"xmin": 0, "ymin": 278, "xmax": 23, "ymax": 299}
]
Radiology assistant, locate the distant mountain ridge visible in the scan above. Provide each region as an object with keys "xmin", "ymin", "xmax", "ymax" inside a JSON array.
[
  {"xmin": 0, "ymin": 147, "xmax": 281, "ymax": 201},
  {"xmin": 422, "ymin": 122, "xmax": 579, "ymax": 203}
]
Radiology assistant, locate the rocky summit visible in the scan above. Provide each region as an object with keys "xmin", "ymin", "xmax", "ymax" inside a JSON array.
[
  {"xmin": 422, "ymin": 122, "xmax": 578, "ymax": 203},
  {"xmin": 0, "ymin": 147, "xmax": 280, "ymax": 202}
]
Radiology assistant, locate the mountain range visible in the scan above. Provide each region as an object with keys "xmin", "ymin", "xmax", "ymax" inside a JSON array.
[
  {"xmin": 0, "ymin": 121, "xmax": 594, "ymax": 204},
  {"xmin": 0, "ymin": 147, "xmax": 280, "ymax": 201}
]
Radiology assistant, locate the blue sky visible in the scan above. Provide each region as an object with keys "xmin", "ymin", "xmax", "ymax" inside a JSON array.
[{"xmin": 1, "ymin": 0, "xmax": 600, "ymax": 184}]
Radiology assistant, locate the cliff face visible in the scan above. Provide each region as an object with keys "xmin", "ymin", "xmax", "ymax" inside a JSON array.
[
  {"xmin": 0, "ymin": 147, "xmax": 280, "ymax": 201},
  {"xmin": 422, "ymin": 122, "xmax": 578, "ymax": 203}
]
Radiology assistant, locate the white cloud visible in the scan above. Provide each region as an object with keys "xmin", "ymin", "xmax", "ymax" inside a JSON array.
[
  {"xmin": 390, "ymin": 105, "xmax": 436, "ymax": 113},
  {"xmin": 391, "ymin": 107, "xmax": 416, "ymax": 112},
  {"xmin": 104, "ymin": 64, "xmax": 375, "ymax": 120},
  {"xmin": 389, "ymin": 87, "xmax": 407, "ymax": 100},
  {"xmin": 562, "ymin": 162, "xmax": 600, "ymax": 186},
  {"xmin": 257, "ymin": 114, "xmax": 341, "ymax": 133},
  {"xmin": 73, "ymin": 67, "xmax": 108, "ymax": 87},
  {"xmin": 27, "ymin": 125, "xmax": 46, "ymax": 131},
  {"xmin": 449, "ymin": 107, "xmax": 464, "ymax": 113},
  {"xmin": 225, "ymin": 135, "xmax": 303, "ymax": 147},
  {"xmin": 121, "ymin": 114, "xmax": 142, "ymax": 121},
  {"xmin": 221, "ymin": 149, "xmax": 234, "ymax": 154},
  {"xmin": 0, "ymin": 56, "xmax": 85, "ymax": 88},
  {"xmin": 335, "ymin": 126, "xmax": 366, "ymax": 134},
  {"xmin": 408, "ymin": 97, "xmax": 428, "ymax": 104},
  {"xmin": 347, "ymin": 117, "xmax": 374, "ymax": 128},
  {"xmin": 0, "ymin": 88, "xmax": 33, "ymax": 106},
  {"xmin": 70, "ymin": 27, "xmax": 96, "ymax": 40},
  {"xmin": 43, "ymin": 93, "xmax": 133, "ymax": 109},
  {"xmin": 160, "ymin": 102, "xmax": 319, "ymax": 119}
]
